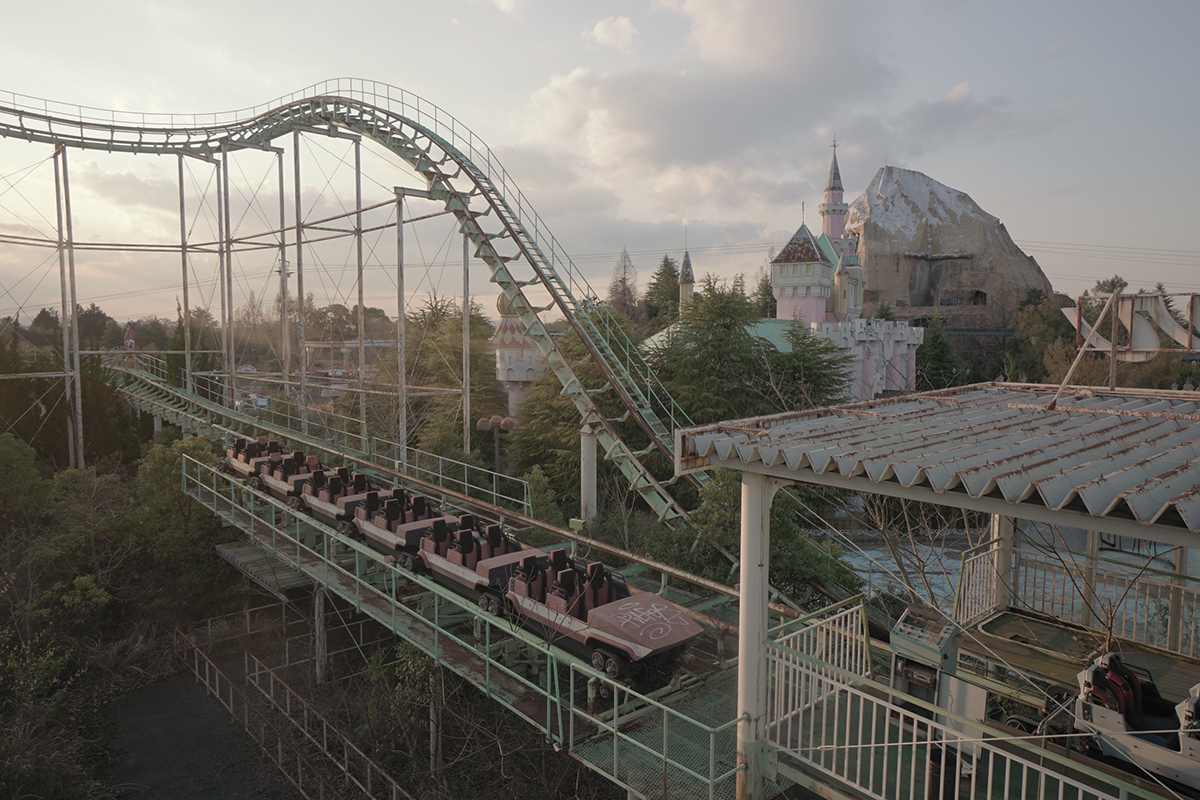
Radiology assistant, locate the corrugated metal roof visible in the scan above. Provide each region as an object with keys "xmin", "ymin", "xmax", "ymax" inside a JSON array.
[{"xmin": 676, "ymin": 383, "xmax": 1200, "ymax": 534}]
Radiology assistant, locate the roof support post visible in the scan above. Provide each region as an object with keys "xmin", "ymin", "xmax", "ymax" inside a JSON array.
[
  {"xmin": 737, "ymin": 472, "xmax": 781, "ymax": 800},
  {"xmin": 991, "ymin": 515, "xmax": 1014, "ymax": 613}
]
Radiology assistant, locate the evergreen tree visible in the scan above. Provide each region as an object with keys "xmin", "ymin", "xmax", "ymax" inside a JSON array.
[
  {"xmin": 75, "ymin": 303, "xmax": 115, "ymax": 349},
  {"xmin": 642, "ymin": 254, "xmax": 680, "ymax": 330},
  {"xmin": 870, "ymin": 302, "xmax": 895, "ymax": 321},
  {"xmin": 647, "ymin": 277, "xmax": 849, "ymax": 424},
  {"xmin": 914, "ymin": 316, "xmax": 961, "ymax": 390},
  {"xmin": 751, "ymin": 266, "xmax": 775, "ymax": 319}
]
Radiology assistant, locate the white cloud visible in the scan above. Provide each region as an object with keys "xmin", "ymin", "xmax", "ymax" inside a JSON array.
[
  {"xmin": 584, "ymin": 16, "xmax": 639, "ymax": 52},
  {"xmin": 655, "ymin": 0, "xmax": 841, "ymax": 73}
]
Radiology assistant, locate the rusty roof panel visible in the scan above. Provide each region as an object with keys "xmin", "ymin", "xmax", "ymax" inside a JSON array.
[{"xmin": 678, "ymin": 383, "xmax": 1200, "ymax": 535}]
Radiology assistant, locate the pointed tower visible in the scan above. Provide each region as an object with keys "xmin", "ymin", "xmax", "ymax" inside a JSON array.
[
  {"xmin": 678, "ymin": 250, "xmax": 695, "ymax": 313},
  {"xmin": 492, "ymin": 291, "xmax": 545, "ymax": 415},
  {"xmin": 818, "ymin": 141, "xmax": 849, "ymax": 240}
]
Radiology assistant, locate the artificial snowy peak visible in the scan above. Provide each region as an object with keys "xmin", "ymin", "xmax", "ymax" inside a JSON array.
[{"xmin": 845, "ymin": 166, "xmax": 1052, "ymax": 327}]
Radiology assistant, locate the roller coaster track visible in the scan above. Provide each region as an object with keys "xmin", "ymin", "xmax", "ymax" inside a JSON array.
[{"xmin": 0, "ymin": 79, "xmax": 702, "ymax": 521}]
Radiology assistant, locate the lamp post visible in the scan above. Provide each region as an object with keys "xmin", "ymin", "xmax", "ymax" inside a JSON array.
[{"xmin": 476, "ymin": 415, "xmax": 517, "ymax": 501}]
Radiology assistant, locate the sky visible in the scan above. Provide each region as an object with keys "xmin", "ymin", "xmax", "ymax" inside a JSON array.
[{"xmin": 1, "ymin": 0, "xmax": 1198, "ymax": 323}]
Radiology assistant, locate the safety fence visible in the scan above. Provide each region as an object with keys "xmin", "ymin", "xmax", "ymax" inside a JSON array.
[
  {"xmin": 173, "ymin": 629, "xmax": 358, "ymax": 800},
  {"xmin": 765, "ymin": 602, "xmax": 1156, "ymax": 800},
  {"xmin": 182, "ymin": 455, "xmax": 741, "ymax": 800},
  {"xmin": 954, "ymin": 540, "xmax": 999, "ymax": 627},
  {"xmin": 1010, "ymin": 547, "xmax": 1200, "ymax": 658},
  {"xmin": 245, "ymin": 654, "xmax": 415, "ymax": 800}
]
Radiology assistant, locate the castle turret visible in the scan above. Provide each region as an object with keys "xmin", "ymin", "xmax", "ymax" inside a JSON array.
[
  {"xmin": 492, "ymin": 292, "xmax": 545, "ymax": 415},
  {"xmin": 818, "ymin": 142, "xmax": 848, "ymax": 240}
]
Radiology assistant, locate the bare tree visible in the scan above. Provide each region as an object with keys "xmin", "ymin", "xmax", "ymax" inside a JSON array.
[{"xmin": 607, "ymin": 248, "xmax": 643, "ymax": 324}]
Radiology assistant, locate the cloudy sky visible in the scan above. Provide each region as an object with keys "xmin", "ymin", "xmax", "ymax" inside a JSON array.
[{"xmin": 1, "ymin": 0, "xmax": 1197, "ymax": 322}]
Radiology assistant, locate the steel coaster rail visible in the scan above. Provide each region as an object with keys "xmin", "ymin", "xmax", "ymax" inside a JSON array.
[
  {"xmin": 4, "ymin": 80, "xmax": 701, "ymax": 523},
  {"xmin": 107, "ymin": 356, "xmax": 532, "ymax": 516},
  {"xmin": 114, "ymin": 362, "xmax": 767, "ymax": 611},
  {"xmin": 181, "ymin": 455, "xmax": 737, "ymax": 798}
]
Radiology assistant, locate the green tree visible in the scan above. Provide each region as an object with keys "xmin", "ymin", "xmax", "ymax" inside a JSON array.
[
  {"xmin": 75, "ymin": 303, "xmax": 114, "ymax": 349},
  {"xmin": 642, "ymin": 254, "xmax": 681, "ymax": 331},
  {"xmin": 914, "ymin": 316, "xmax": 961, "ymax": 390},
  {"xmin": 671, "ymin": 469, "xmax": 858, "ymax": 601},
  {"xmin": 358, "ymin": 297, "xmax": 506, "ymax": 465},
  {"xmin": 750, "ymin": 265, "xmax": 776, "ymax": 319},
  {"xmin": 870, "ymin": 301, "xmax": 895, "ymax": 321},
  {"xmin": 166, "ymin": 310, "xmax": 218, "ymax": 393},
  {"xmin": 647, "ymin": 277, "xmax": 849, "ymax": 425},
  {"xmin": 25, "ymin": 308, "xmax": 60, "ymax": 349},
  {"xmin": 1011, "ymin": 290, "xmax": 1074, "ymax": 382}
]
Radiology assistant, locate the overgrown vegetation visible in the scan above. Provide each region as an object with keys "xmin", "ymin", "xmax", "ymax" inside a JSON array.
[{"xmin": 0, "ymin": 431, "xmax": 244, "ymax": 797}]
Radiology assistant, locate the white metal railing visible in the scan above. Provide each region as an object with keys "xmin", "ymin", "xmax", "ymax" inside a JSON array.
[
  {"xmin": 954, "ymin": 540, "xmax": 999, "ymax": 627},
  {"xmin": 769, "ymin": 602, "xmax": 872, "ymax": 734},
  {"xmin": 766, "ymin": 640, "xmax": 1150, "ymax": 800},
  {"xmin": 1013, "ymin": 548, "xmax": 1200, "ymax": 657}
]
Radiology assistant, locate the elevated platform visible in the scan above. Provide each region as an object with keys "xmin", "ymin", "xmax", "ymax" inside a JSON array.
[
  {"xmin": 215, "ymin": 540, "xmax": 313, "ymax": 599},
  {"xmin": 185, "ymin": 456, "xmax": 745, "ymax": 799}
]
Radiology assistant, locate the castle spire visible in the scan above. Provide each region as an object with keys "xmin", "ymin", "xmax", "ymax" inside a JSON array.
[
  {"xmin": 825, "ymin": 138, "xmax": 844, "ymax": 192},
  {"xmin": 818, "ymin": 138, "xmax": 848, "ymax": 239},
  {"xmin": 678, "ymin": 250, "xmax": 695, "ymax": 312}
]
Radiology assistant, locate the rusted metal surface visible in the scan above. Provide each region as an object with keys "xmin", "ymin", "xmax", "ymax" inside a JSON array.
[{"xmin": 677, "ymin": 383, "xmax": 1200, "ymax": 534}]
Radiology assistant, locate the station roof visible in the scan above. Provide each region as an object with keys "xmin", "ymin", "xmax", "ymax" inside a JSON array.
[{"xmin": 675, "ymin": 383, "xmax": 1200, "ymax": 546}]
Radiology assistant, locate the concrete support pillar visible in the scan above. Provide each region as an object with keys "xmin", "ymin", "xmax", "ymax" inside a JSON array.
[
  {"xmin": 991, "ymin": 515, "xmax": 1013, "ymax": 613},
  {"xmin": 314, "ymin": 588, "xmax": 327, "ymax": 684},
  {"xmin": 153, "ymin": 415, "xmax": 162, "ymax": 434},
  {"xmin": 737, "ymin": 472, "xmax": 780, "ymax": 800},
  {"xmin": 580, "ymin": 423, "xmax": 598, "ymax": 523}
]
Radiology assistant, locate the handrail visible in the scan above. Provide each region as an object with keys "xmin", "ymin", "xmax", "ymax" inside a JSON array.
[{"xmin": 180, "ymin": 454, "xmax": 740, "ymax": 798}]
